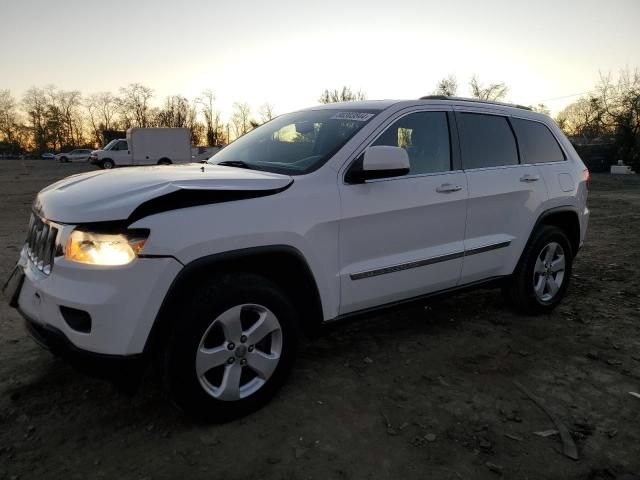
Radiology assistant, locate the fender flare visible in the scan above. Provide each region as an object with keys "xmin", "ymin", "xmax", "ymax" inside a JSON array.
[
  {"xmin": 513, "ymin": 206, "xmax": 581, "ymax": 273},
  {"xmin": 143, "ymin": 244, "xmax": 325, "ymax": 354}
]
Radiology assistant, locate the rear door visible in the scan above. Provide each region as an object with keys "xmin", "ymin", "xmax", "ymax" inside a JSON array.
[
  {"xmin": 455, "ymin": 109, "xmax": 548, "ymax": 284},
  {"xmin": 338, "ymin": 108, "xmax": 468, "ymax": 314}
]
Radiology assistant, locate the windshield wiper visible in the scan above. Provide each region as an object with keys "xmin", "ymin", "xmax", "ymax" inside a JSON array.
[{"xmin": 216, "ymin": 160, "xmax": 253, "ymax": 169}]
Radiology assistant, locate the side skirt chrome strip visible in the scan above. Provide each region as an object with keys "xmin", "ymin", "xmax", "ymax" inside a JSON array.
[{"xmin": 349, "ymin": 240, "xmax": 511, "ymax": 281}]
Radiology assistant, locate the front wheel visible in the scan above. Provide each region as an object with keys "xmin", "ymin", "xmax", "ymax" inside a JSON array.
[
  {"xmin": 164, "ymin": 273, "xmax": 299, "ymax": 422},
  {"xmin": 504, "ymin": 225, "xmax": 573, "ymax": 315},
  {"xmin": 101, "ymin": 159, "xmax": 114, "ymax": 169}
]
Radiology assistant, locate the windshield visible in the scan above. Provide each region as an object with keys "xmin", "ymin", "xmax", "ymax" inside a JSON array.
[
  {"xmin": 103, "ymin": 139, "xmax": 118, "ymax": 151},
  {"xmin": 207, "ymin": 109, "xmax": 379, "ymax": 174}
]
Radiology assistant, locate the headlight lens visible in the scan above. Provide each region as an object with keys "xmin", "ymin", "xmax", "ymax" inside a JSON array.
[{"xmin": 65, "ymin": 230, "xmax": 148, "ymax": 266}]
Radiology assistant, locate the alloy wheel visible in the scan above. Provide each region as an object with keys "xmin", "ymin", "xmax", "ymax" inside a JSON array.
[
  {"xmin": 196, "ymin": 304, "xmax": 282, "ymax": 401},
  {"xmin": 533, "ymin": 241, "xmax": 566, "ymax": 302}
]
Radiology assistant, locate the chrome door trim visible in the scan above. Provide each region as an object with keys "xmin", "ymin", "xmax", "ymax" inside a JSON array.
[{"xmin": 349, "ymin": 240, "xmax": 511, "ymax": 280}]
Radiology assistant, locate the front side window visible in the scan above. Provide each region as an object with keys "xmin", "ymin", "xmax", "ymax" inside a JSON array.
[
  {"xmin": 116, "ymin": 141, "xmax": 128, "ymax": 151},
  {"xmin": 511, "ymin": 118, "xmax": 565, "ymax": 163},
  {"xmin": 459, "ymin": 113, "xmax": 518, "ymax": 169},
  {"xmin": 372, "ymin": 111, "xmax": 451, "ymax": 174},
  {"xmin": 208, "ymin": 109, "xmax": 379, "ymax": 175}
]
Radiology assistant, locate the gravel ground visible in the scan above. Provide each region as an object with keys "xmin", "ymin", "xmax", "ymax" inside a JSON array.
[{"xmin": 1, "ymin": 160, "xmax": 639, "ymax": 480}]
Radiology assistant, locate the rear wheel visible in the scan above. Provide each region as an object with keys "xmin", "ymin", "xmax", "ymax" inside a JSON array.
[
  {"xmin": 164, "ymin": 273, "xmax": 299, "ymax": 422},
  {"xmin": 101, "ymin": 159, "xmax": 114, "ymax": 169},
  {"xmin": 504, "ymin": 225, "xmax": 573, "ymax": 314},
  {"xmin": 158, "ymin": 158, "xmax": 171, "ymax": 165}
]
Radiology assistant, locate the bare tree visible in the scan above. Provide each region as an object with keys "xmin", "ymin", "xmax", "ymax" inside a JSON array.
[
  {"xmin": 433, "ymin": 75, "xmax": 458, "ymax": 96},
  {"xmin": 186, "ymin": 99, "xmax": 203, "ymax": 145},
  {"xmin": 258, "ymin": 103, "xmax": 276, "ymax": 123},
  {"xmin": 318, "ymin": 86, "xmax": 366, "ymax": 104},
  {"xmin": 22, "ymin": 87, "xmax": 49, "ymax": 152},
  {"xmin": 530, "ymin": 103, "xmax": 551, "ymax": 115},
  {"xmin": 59, "ymin": 89, "xmax": 83, "ymax": 147},
  {"xmin": 555, "ymin": 96, "xmax": 605, "ymax": 138},
  {"xmin": 155, "ymin": 95, "xmax": 190, "ymax": 128},
  {"xmin": 469, "ymin": 75, "xmax": 508, "ymax": 101},
  {"xmin": 596, "ymin": 68, "xmax": 640, "ymax": 167},
  {"xmin": 0, "ymin": 90, "xmax": 18, "ymax": 145},
  {"xmin": 86, "ymin": 92, "xmax": 118, "ymax": 146},
  {"xmin": 197, "ymin": 90, "xmax": 223, "ymax": 146},
  {"xmin": 118, "ymin": 83, "xmax": 154, "ymax": 128},
  {"xmin": 230, "ymin": 102, "xmax": 253, "ymax": 139}
]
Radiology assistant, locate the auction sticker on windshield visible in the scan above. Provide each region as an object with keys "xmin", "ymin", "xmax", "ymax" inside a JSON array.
[{"xmin": 330, "ymin": 112, "xmax": 375, "ymax": 122}]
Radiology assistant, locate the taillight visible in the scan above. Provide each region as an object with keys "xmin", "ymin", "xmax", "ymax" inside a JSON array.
[{"xmin": 583, "ymin": 168, "xmax": 590, "ymax": 190}]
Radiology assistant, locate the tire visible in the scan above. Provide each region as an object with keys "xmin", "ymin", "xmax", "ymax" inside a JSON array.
[
  {"xmin": 504, "ymin": 225, "xmax": 573, "ymax": 315},
  {"xmin": 164, "ymin": 272, "xmax": 300, "ymax": 422},
  {"xmin": 59, "ymin": 156, "xmax": 68, "ymax": 163},
  {"xmin": 101, "ymin": 159, "xmax": 114, "ymax": 169},
  {"xmin": 158, "ymin": 158, "xmax": 171, "ymax": 165}
]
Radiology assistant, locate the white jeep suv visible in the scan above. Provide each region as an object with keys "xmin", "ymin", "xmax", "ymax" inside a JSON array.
[{"xmin": 3, "ymin": 97, "xmax": 589, "ymax": 421}]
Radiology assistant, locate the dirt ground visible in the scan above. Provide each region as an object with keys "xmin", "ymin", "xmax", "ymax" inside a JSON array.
[{"xmin": 0, "ymin": 160, "xmax": 639, "ymax": 480}]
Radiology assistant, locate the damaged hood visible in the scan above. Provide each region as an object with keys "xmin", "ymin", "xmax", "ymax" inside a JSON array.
[{"xmin": 35, "ymin": 163, "xmax": 293, "ymax": 224}]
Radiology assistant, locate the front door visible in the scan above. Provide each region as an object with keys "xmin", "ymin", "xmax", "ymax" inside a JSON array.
[
  {"xmin": 110, "ymin": 140, "xmax": 131, "ymax": 165},
  {"xmin": 338, "ymin": 109, "xmax": 468, "ymax": 314}
]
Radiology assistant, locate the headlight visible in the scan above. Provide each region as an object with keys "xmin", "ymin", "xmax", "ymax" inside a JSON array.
[{"xmin": 65, "ymin": 230, "xmax": 148, "ymax": 266}]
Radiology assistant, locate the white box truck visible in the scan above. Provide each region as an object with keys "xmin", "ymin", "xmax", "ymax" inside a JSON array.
[{"xmin": 90, "ymin": 128, "xmax": 191, "ymax": 169}]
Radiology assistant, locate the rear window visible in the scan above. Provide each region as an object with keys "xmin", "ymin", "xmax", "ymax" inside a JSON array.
[
  {"xmin": 458, "ymin": 113, "xmax": 518, "ymax": 169},
  {"xmin": 511, "ymin": 118, "xmax": 565, "ymax": 163}
]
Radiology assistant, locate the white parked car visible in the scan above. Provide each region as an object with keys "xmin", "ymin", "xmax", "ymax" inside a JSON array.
[
  {"xmin": 55, "ymin": 149, "xmax": 93, "ymax": 163},
  {"xmin": 4, "ymin": 97, "xmax": 589, "ymax": 422},
  {"xmin": 90, "ymin": 128, "xmax": 191, "ymax": 169}
]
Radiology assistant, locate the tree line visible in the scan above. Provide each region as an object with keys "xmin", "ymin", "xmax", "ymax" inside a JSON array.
[
  {"xmin": 0, "ymin": 84, "xmax": 276, "ymax": 154},
  {"xmin": 1, "ymin": 69, "xmax": 638, "ymax": 170}
]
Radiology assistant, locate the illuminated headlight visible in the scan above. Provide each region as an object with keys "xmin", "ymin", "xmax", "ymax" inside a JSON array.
[{"xmin": 65, "ymin": 230, "xmax": 148, "ymax": 266}]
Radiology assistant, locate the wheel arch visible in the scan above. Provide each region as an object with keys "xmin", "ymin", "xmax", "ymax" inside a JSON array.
[
  {"xmin": 145, "ymin": 245, "xmax": 325, "ymax": 355},
  {"xmin": 534, "ymin": 207, "xmax": 581, "ymax": 255},
  {"xmin": 513, "ymin": 206, "xmax": 580, "ymax": 276},
  {"xmin": 158, "ymin": 158, "xmax": 172, "ymax": 164}
]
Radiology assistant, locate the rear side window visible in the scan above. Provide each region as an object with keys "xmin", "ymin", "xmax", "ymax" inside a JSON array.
[
  {"xmin": 372, "ymin": 111, "xmax": 451, "ymax": 174},
  {"xmin": 511, "ymin": 118, "xmax": 565, "ymax": 163},
  {"xmin": 458, "ymin": 113, "xmax": 518, "ymax": 169}
]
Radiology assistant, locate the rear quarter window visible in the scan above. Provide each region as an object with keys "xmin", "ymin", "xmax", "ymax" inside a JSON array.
[
  {"xmin": 511, "ymin": 118, "xmax": 565, "ymax": 163},
  {"xmin": 458, "ymin": 113, "xmax": 519, "ymax": 169}
]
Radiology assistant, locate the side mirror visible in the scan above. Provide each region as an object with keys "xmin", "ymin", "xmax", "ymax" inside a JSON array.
[{"xmin": 347, "ymin": 146, "xmax": 410, "ymax": 183}]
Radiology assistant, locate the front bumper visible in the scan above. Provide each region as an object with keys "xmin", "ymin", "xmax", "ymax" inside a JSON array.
[
  {"xmin": 21, "ymin": 312, "xmax": 144, "ymax": 377},
  {"xmin": 13, "ymin": 246, "xmax": 182, "ymax": 356}
]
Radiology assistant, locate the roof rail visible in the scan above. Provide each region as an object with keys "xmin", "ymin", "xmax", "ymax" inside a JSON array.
[{"xmin": 419, "ymin": 95, "xmax": 532, "ymax": 111}]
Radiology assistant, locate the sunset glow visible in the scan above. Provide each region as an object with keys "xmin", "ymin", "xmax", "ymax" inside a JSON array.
[{"xmin": 2, "ymin": 0, "xmax": 639, "ymax": 117}]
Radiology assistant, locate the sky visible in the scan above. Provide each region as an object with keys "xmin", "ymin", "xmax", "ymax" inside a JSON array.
[{"xmin": 2, "ymin": 0, "xmax": 639, "ymax": 118}]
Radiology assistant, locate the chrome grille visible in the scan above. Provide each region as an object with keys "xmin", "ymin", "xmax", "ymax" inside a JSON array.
[{"xmin": 25, "ymin": 214, "xmax": 59, "ymax": 275}]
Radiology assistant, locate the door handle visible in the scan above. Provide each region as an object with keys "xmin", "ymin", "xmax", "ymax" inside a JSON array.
[
  {"xmin": 520, "ymin": 174, "xmax": 540, "ymax": 182},
  {"xmin": 436, "ymin": 183, "xmax": 463, "ymax": 193}
]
